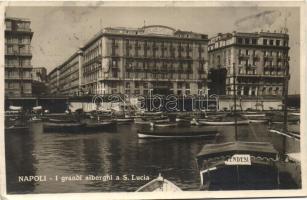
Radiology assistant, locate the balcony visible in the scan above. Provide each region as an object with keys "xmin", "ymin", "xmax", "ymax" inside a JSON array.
[
  {"xmin": 264, "ymin": 55, "xmax": 273, "ymax": 60},
  {"xmin": 239, "ymin": 54, "xmax": 250, "ymax": 59},
  {"xmin": 5, "ymin": 76, "xmax": 32, "ymax": 80},
  {"xmin": 5, "ymin": 65, "xmax": 33, "ymax": 69},
  {"xmin": 5, "ymin": 51, "xmax": 32, "ymax": 57}
]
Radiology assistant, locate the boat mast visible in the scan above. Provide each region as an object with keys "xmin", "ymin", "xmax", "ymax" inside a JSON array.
[
  {"xmin": 233, "ymin": 63, "xmax": 238, "ymax": 141},
  {"xmin": 281, "ymin": 59, "xmax": 289, "ymax": 156}
]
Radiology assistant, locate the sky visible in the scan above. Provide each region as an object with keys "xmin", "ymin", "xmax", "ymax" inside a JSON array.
[{"xmin": 6, "ymin": 5, "xmax": 300, "ymax": 94}]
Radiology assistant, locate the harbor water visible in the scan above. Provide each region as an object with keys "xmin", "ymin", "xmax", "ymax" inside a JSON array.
[{"xmin": 5, "ymin": 122, "xmax": 300, "ymax": 193}]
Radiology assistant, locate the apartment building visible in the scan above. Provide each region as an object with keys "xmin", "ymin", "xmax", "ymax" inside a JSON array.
[{"xmin": 5, "ymin": 17, "xmax": 33, "ymax": 97}]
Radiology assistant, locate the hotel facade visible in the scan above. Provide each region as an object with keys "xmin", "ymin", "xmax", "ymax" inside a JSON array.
[
  {"xmin": 208, "ymin": 31, "xmax": 289, "ymax": 97},
  {"xmin": 48, "ymin": 25, "xmax": 209, "ymax": 96},
  {"xmin": 5, "ymin": 17, "xmax": 33, "ymax": 97}
]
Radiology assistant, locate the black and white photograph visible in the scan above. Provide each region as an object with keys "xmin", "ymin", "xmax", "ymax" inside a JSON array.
[{"xmin": 1, "ymin": 1, "xmax": 305, "ymax": 199}]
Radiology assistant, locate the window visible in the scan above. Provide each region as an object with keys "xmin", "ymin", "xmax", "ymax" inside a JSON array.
[
  {"xmin": 245, "ymin": 38, "xmax": 250, "ymax": 45},
  {"xmin": 252, "ymin": 38, "xmax": 257, "ymax": 45},
  {"xmin": 263, "ymin": 39, "xmax": 267, "ymax": 45},
  {"xmin": 237, "ymin": 38, "xmax": 243, "ymax": 44},
  {"xmin": 135, "ymin": 82, "xmax": 139, "ymax": 88},
  {"xmin": 276, "ymin": 40, "xmax": 280, "ymax": 46},
  {"xmin": 269, "ymin": 40, "xmax": 274, "ymax": 45}
]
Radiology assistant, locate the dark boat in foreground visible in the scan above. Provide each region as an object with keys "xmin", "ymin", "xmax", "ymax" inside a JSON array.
[
  {"xmin": 136, "ymin": 174, "xmax": 182, "ymax": 192},
  {"xmin": 196, "ymin": 141, "xmax": 280, "ymax": 190}
]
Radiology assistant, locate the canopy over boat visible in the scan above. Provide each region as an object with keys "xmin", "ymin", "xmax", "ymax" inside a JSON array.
[
  {"xmin": 33, "ymin": 106, "xmax": 42, "ymax": 110},
  {"xmin": 9, "ymin": 106, "xmax": 22, "ymax": 111},
  {"xmin": 196, "ymin": 141, "xmax": 278, "ymax": 162}
]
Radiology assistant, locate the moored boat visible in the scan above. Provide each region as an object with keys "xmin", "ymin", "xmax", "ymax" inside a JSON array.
[
  {"xmin": 196, "ymin": 141, "xmax": 281, "ymax": 190},
  {"xmin": 83, "ymin": 120, "xmax": 117, "ymax": 132},
  {"xmin": 43, "ymin": 120, "xmax": 117, "ymax": 133},
  {"xmin": 136, "ymin": 174, "xmax": 182, "ymax": 192},
  {"xmin": 194, "ymin": 113, "xmax": 250, "ymax": 126},
  {"xmin": 137, "ymin": 126, "xmax": 218, "ymax": 139},
  {"xmin": 43, "ymin": 122, "xmax": 85, "ymax": 133},
  {"xmin": 115, "ymin": 117, "xmax": 134, "ymax": 124},
  {"xmin": 48, "ymin": 118, "xmax": 78, "ymax": 123},
  {"xmin": 5, "ymin": 124, "xmax": 29, "ymax": 133}
]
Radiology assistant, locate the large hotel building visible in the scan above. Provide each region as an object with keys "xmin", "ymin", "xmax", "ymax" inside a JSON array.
[
  {"xmin": 47, "ymin": 26, "xmax": 290, "ymax": 110},
  {"xmin": 5, "ymin": 17, "xmax": 33, "ymax": 97},
  {"xmin": 208, "ymin": 31, "xmax": 289, "ymax": 97},
  {"xmin": 48, "ymin": 25, "xmax": 209, "ymax": 96}
]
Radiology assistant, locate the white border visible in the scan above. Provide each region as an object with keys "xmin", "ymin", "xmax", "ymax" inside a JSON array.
[{"xmin": 0, "ymin": 1, "xmax": 306, "ymax": 199}]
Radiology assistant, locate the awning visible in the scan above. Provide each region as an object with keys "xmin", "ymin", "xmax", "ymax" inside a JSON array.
[
  {"xmin": 9, "ymin": 106, "xmax": 22, "ymax": 111},
  {"xmin": 196, "ymin": 141, "xmax": 278, "ymax": 161},
  {"xmin": 33, "ymin": 106, "xmax": 42, "ymax": 110}
]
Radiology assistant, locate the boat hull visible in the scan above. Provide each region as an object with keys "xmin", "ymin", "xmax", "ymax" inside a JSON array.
[
  {"xmin": 197, "ymin": 120, "xmax": 249, "ymax": 126},
  {"xmin": 136, "ymin": 175, "xmax": 182, "ymax": 192},
  {"xmin": 43, "ymin": 121, "xmax": 117, "ymax": 133},
  {"xmin": 138, "ymin": 130, "xmax": 218, "ymax": 139},
  {"xmin": 200, "ymin": 164, "xmax": 279, "ymax": 190},
  {"xmin": 5, "ymin": 126, "xmax": 29, "ymax": 134}
]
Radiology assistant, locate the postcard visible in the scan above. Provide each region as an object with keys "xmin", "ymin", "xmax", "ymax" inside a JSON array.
[{"xmin": 0, "ymin": 1, "xmax": 306, "ymax": 199}]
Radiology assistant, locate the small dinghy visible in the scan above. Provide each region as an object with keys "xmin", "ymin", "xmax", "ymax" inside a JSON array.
[
  {"xmin": 136, "ymin": 174, "xmax": 182, "ymax": 192},
  {"xmin": 137, "ymin": 126, "xmax": 218, "ymax": 139},
  {"xmin": 43, "ymin": 122, "xmax": 85, "ymax": 133},
  {"xmin": 115, "ymin": 117, "xmax": 134, "ymax": 124}
]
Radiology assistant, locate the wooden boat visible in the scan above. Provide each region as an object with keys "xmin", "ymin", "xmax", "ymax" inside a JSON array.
[
  {"xmin": 48, "ymin": 118, "xmax": 78, "ymax": 123},
  {"xmin": 196, "ymin": 141, "xmax": 280, "ymax": 190},
  {"xmin": 268, "ymin": 129, "xmax": 300, "ymax": 140},
  {"xmin": 5, "ymin": 125, "xmax": 29, "ymax": 133},
  {"xmin": 151, "ymin": 122, "xmax": 177, "ymax": 128},
  {"xmin": 138, "ymin": 126, "xmax": 218, "ymax": 139},
  {"xmin": 248, "ymin": 119, "xmax": 268, "ymax": 123},
  {"xmin": 242, "ymin": 113, "xmax": 266, "ymax": 117},
  {"xmin": 44, "ymin": 120, "xmax": 117, "ymax": 133},
  {"xmin": 136, "ymin": 174, "xmax": 182, "ymax": 192},
  {"xmin": 194, "ymin": 113, "xmax": 250, "ymax": 126},
  {"xmin": 84, "ymin": 120, "xmax": 117, "ymax": 132},
  {"xmin": 134, "ymin": 117, "xmax": 169, "ymax": 125},
  {"xmin": 115, "ymin": 117, "xmax": 134, "ymax": 124},
  {"xmin": 43, "ymin": 122, "xmax": 85, "ymax": 133},
  {"xmin": 196, "ymin": 120, "xmax": 249, "ymax": 126},
  {"xmin": 29, "ymin": 116, "xmax": 42, "ymax": 122}
]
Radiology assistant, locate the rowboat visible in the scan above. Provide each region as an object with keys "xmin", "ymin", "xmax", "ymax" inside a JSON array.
[
  {"xmin": 115, "ymin": 117, "xmax": 134, "ymax": 124},
  {"xmin": 268, "ymin": 129, "xmax": 300, "ymax": 140},
  {"xmin": 248, "ymin": 119, "xmax": 268, "ymax": 123},
  {"xmin": 136, "ymin": 174, "xmax": 182, "ymax": 192},
  {"xmin": 43, "ymin": 122, "xmax": 85, "ymax": 133},
  {"xmin": 137, "ymin": 126, "xmax": 218, "ymax": 139},
  {"xmin": 196, "ymin": 119, "xmax": 250, "ymax": 126},
  {"xmin": 134, "ymin": 117, "xmax": 169, "ymax": 125},
  {"xmin": 48, "ymin": 118, "xmax": 78, "ymax": 123},
  {"xmin": 196, "ymin": 141, "xmax": 280, "ymax": 190},
  {"xmin": 83, "ymin": 120, "xmax": 117, "ymax": 132},
  {"xmin": 43, "ymin": 120, "xmax": 117, "ymax": 133},
  {"xmin": 150, "ymin": 122, "xmax": 177, "ymax": 128},
  {"xmin": 5, "ymin": 125, "xmax": 29, "ymax": 133}
]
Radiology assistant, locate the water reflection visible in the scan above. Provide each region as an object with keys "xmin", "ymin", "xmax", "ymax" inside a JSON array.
[{"xmin": 5, "ymin": 122, "xmax": 300, "ymax": 193}]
